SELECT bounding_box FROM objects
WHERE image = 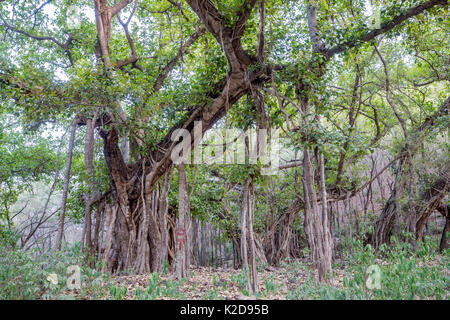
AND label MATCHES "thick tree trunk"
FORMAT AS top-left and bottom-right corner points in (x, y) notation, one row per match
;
(247, 178), (258, 294)
(240, 176), (258, 294)
(92, 200), (104, 259)
(270, 198), (303, 266)
(373, 157), (406, 249)
(240, 178), (249, 281)
(97, 127), (177, 274)
(303, 148), (332, 281)
(415, 176), (449, 241)
(373, 192), (397, 249)
(375, 195), (395, 247)
(81, 116), (102, 261)
(102, 203), (117, 272)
